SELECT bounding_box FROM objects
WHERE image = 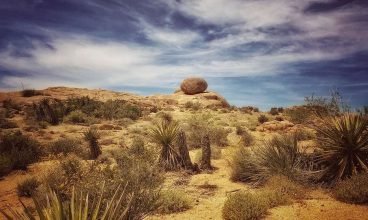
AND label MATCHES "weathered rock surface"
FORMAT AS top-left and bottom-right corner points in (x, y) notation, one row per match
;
(180, 77), (208, 95)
